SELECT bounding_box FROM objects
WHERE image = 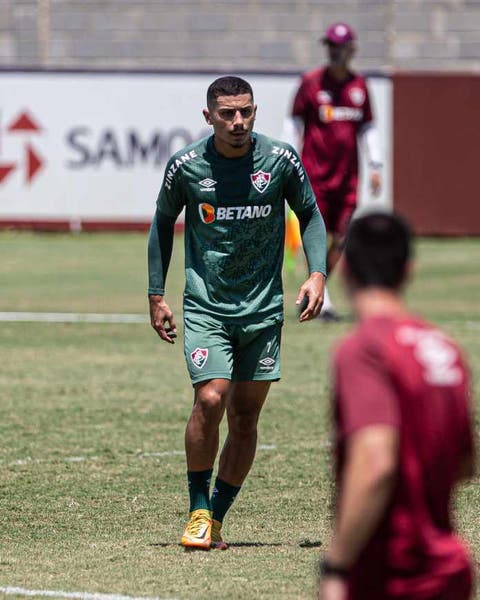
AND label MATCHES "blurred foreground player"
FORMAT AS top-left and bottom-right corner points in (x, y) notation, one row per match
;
(318, 212), (475, 599)
(148, 76), (326, 550)
(286, 23), (382, 320)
